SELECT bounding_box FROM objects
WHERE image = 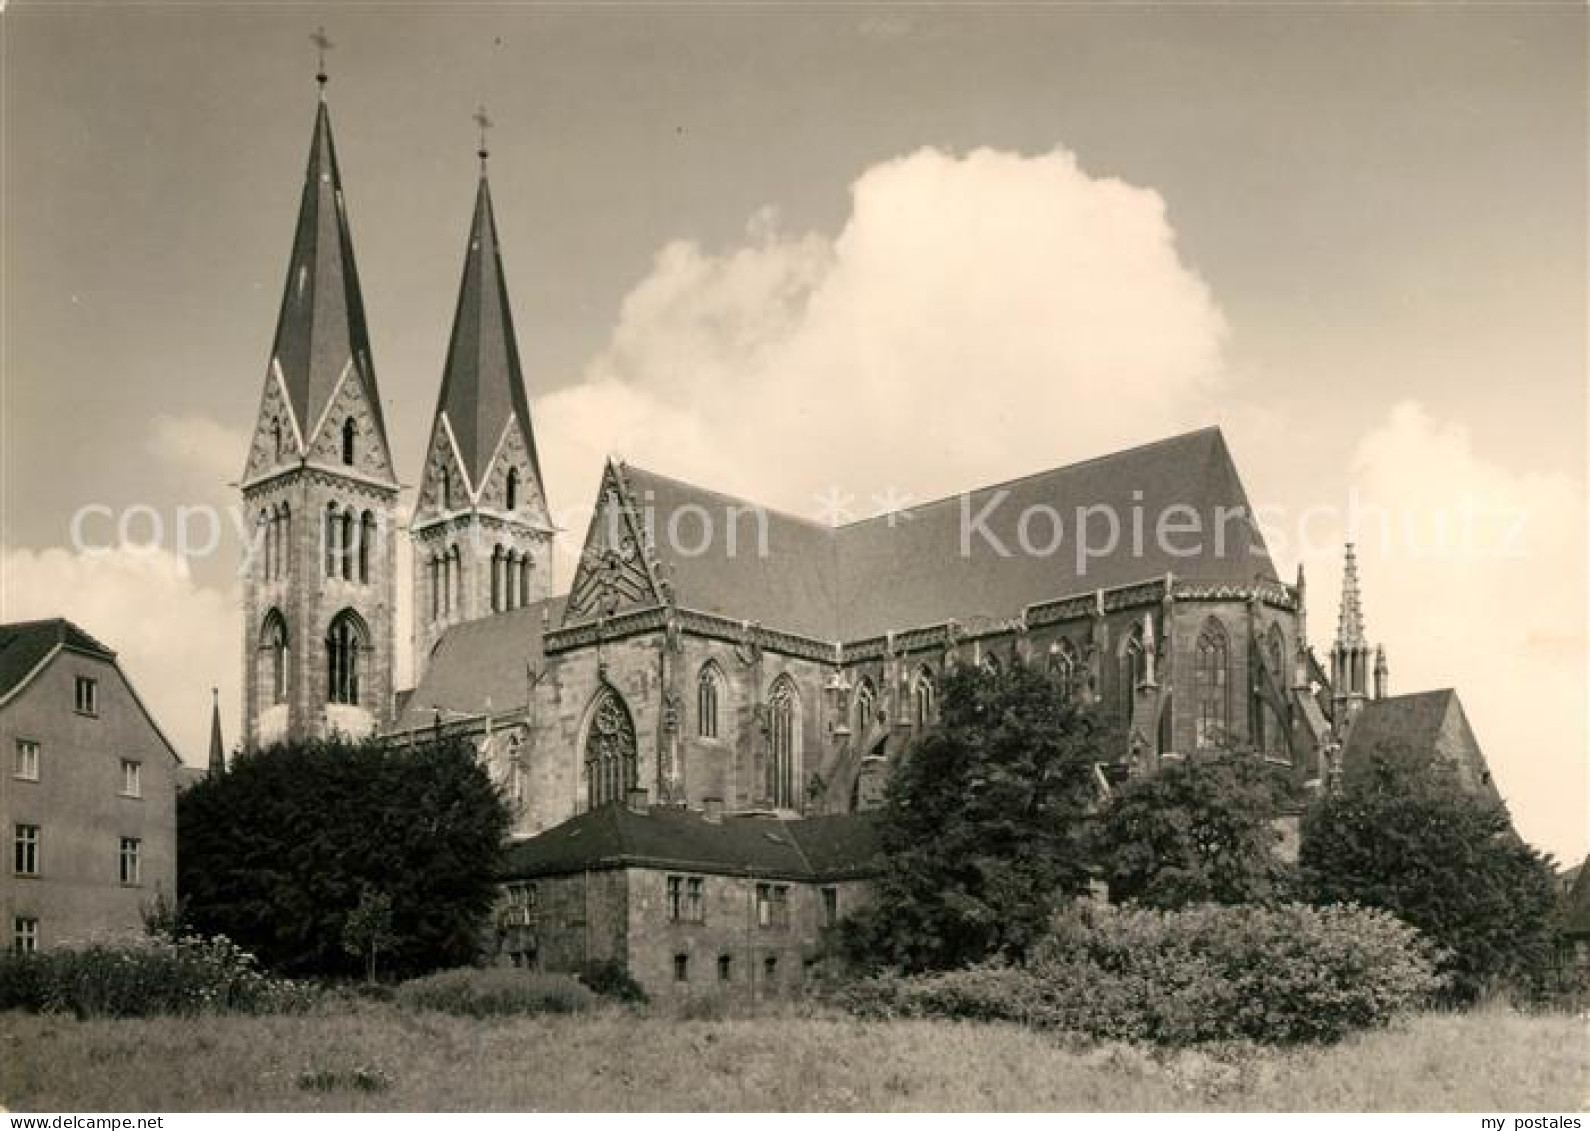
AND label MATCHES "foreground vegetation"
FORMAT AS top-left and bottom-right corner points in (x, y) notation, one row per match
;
(1, 1005), (1583, 1111)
